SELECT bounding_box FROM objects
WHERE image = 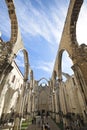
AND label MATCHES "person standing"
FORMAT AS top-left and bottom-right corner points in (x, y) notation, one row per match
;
(45, 122), (50, 130)
(42, 123), (45, 130)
